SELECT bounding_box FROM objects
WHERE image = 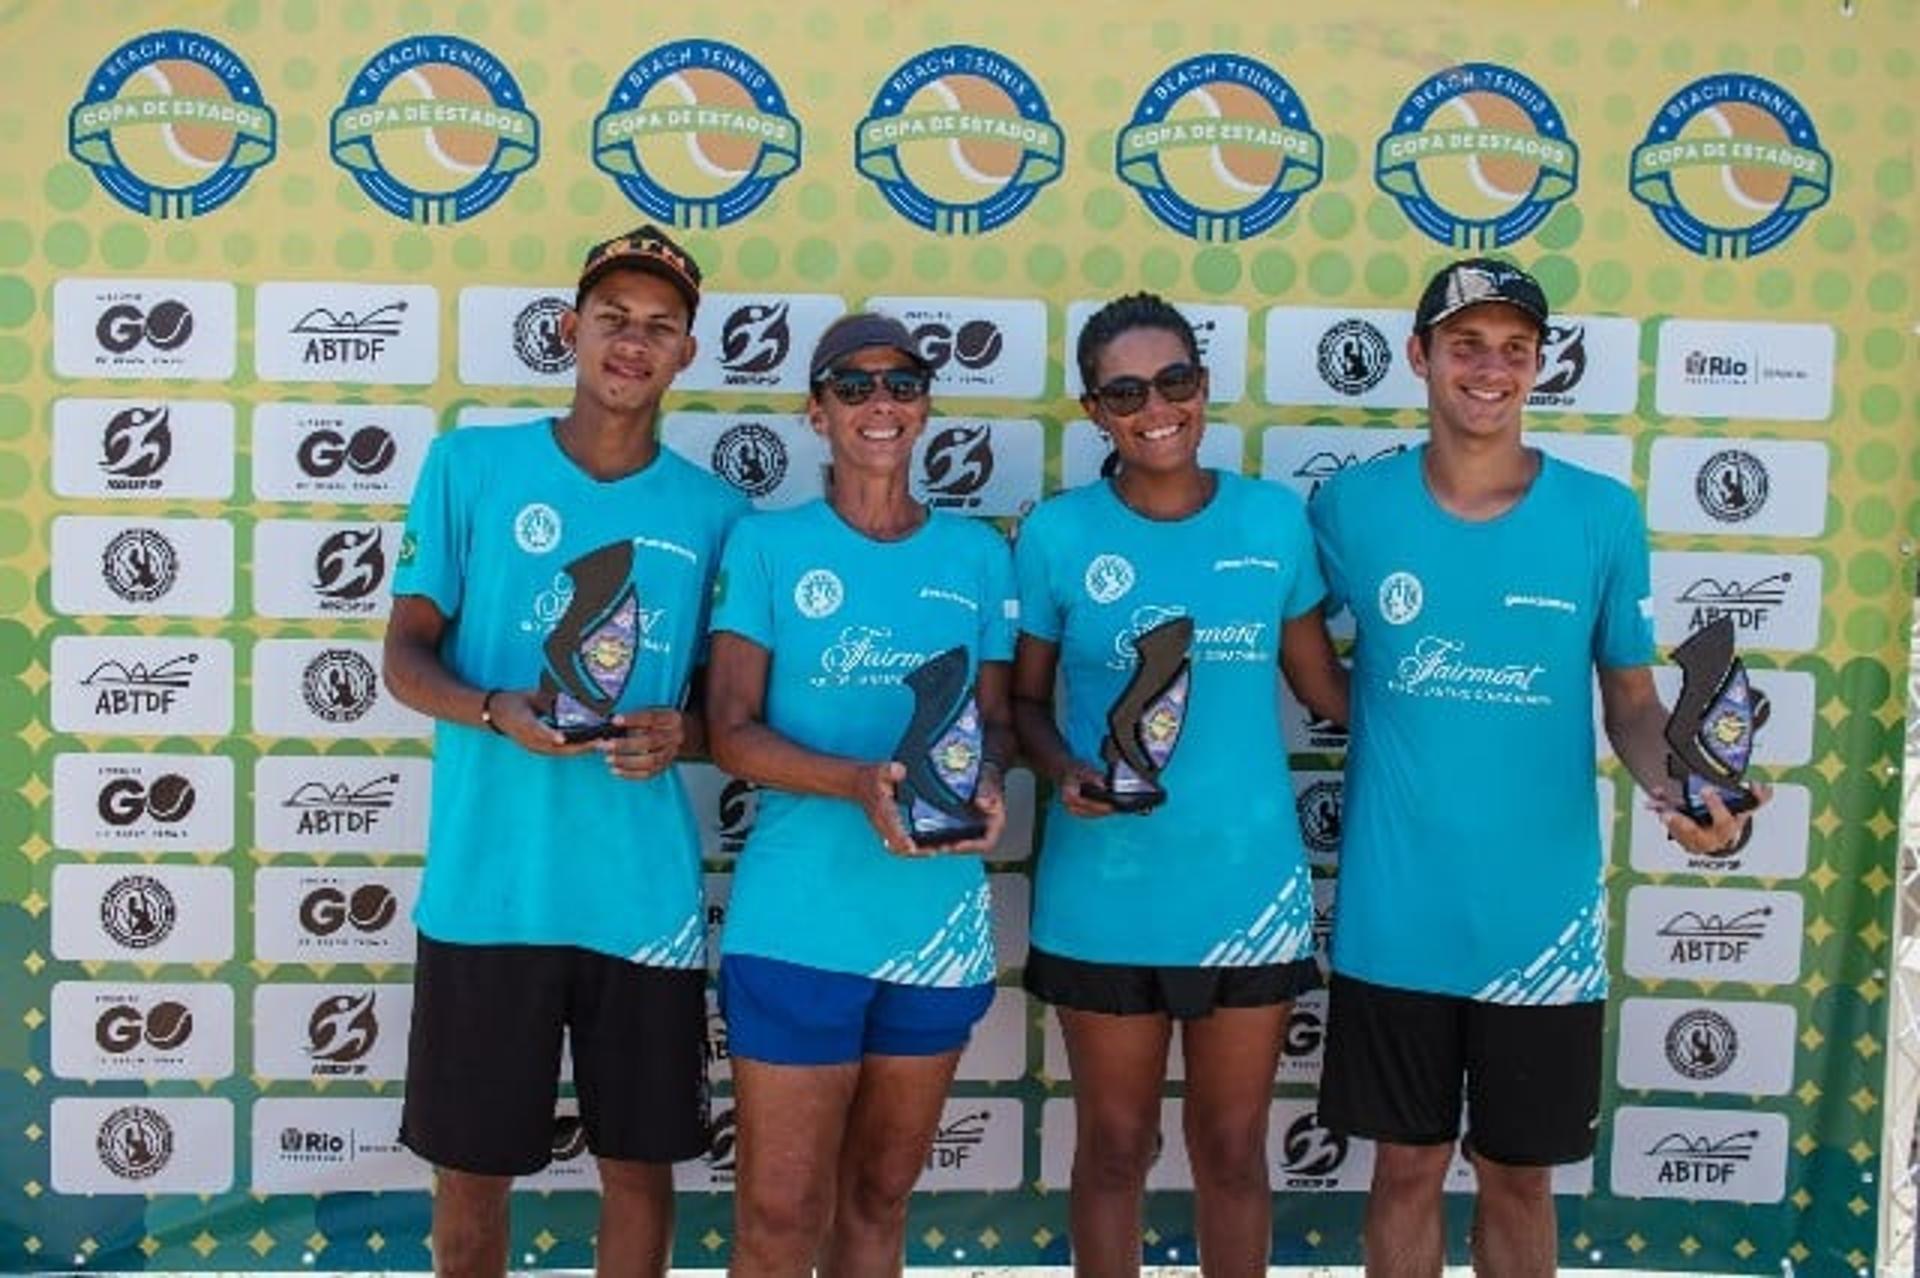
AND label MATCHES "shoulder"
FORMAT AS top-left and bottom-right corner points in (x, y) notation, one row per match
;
(657, 448), (752, 515)
(929, 510), (1010, 558)
(1016, 482), (1102, 544)
(1542, 455), (1643, 530)
(1218, 470), (1305, 521)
